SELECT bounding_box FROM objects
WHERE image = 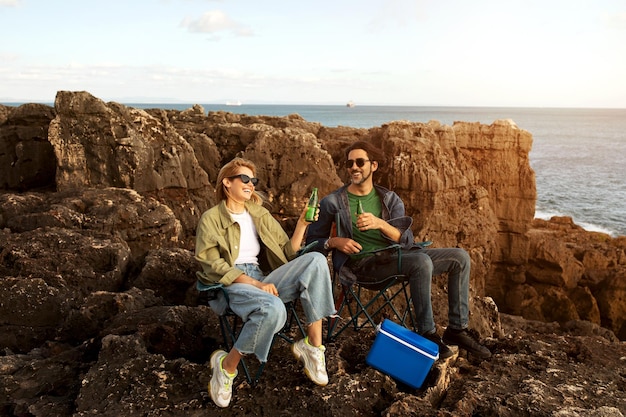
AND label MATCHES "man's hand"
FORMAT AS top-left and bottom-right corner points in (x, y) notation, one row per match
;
(355, 212), (383, 231)
(356, 212), (402, 242)
(330, 237), (363, 255)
